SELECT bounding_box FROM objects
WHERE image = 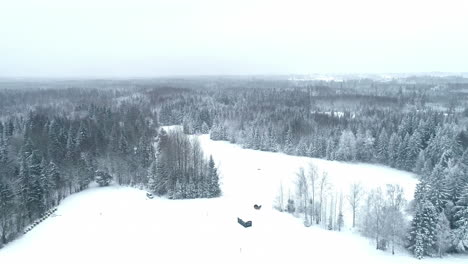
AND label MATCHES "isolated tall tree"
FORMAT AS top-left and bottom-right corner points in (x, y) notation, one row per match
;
(317, 172), (329, 225)
(308, 163), (318, 223)
(296, 167), (308, 224)
(347, 182), (364, 228)
(384, 184), (406, 255)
